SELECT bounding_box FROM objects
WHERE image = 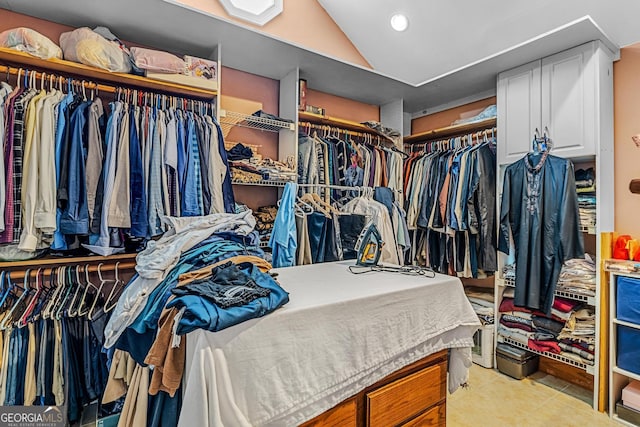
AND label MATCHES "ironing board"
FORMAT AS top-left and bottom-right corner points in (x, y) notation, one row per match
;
(179, 260), (480, 427)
